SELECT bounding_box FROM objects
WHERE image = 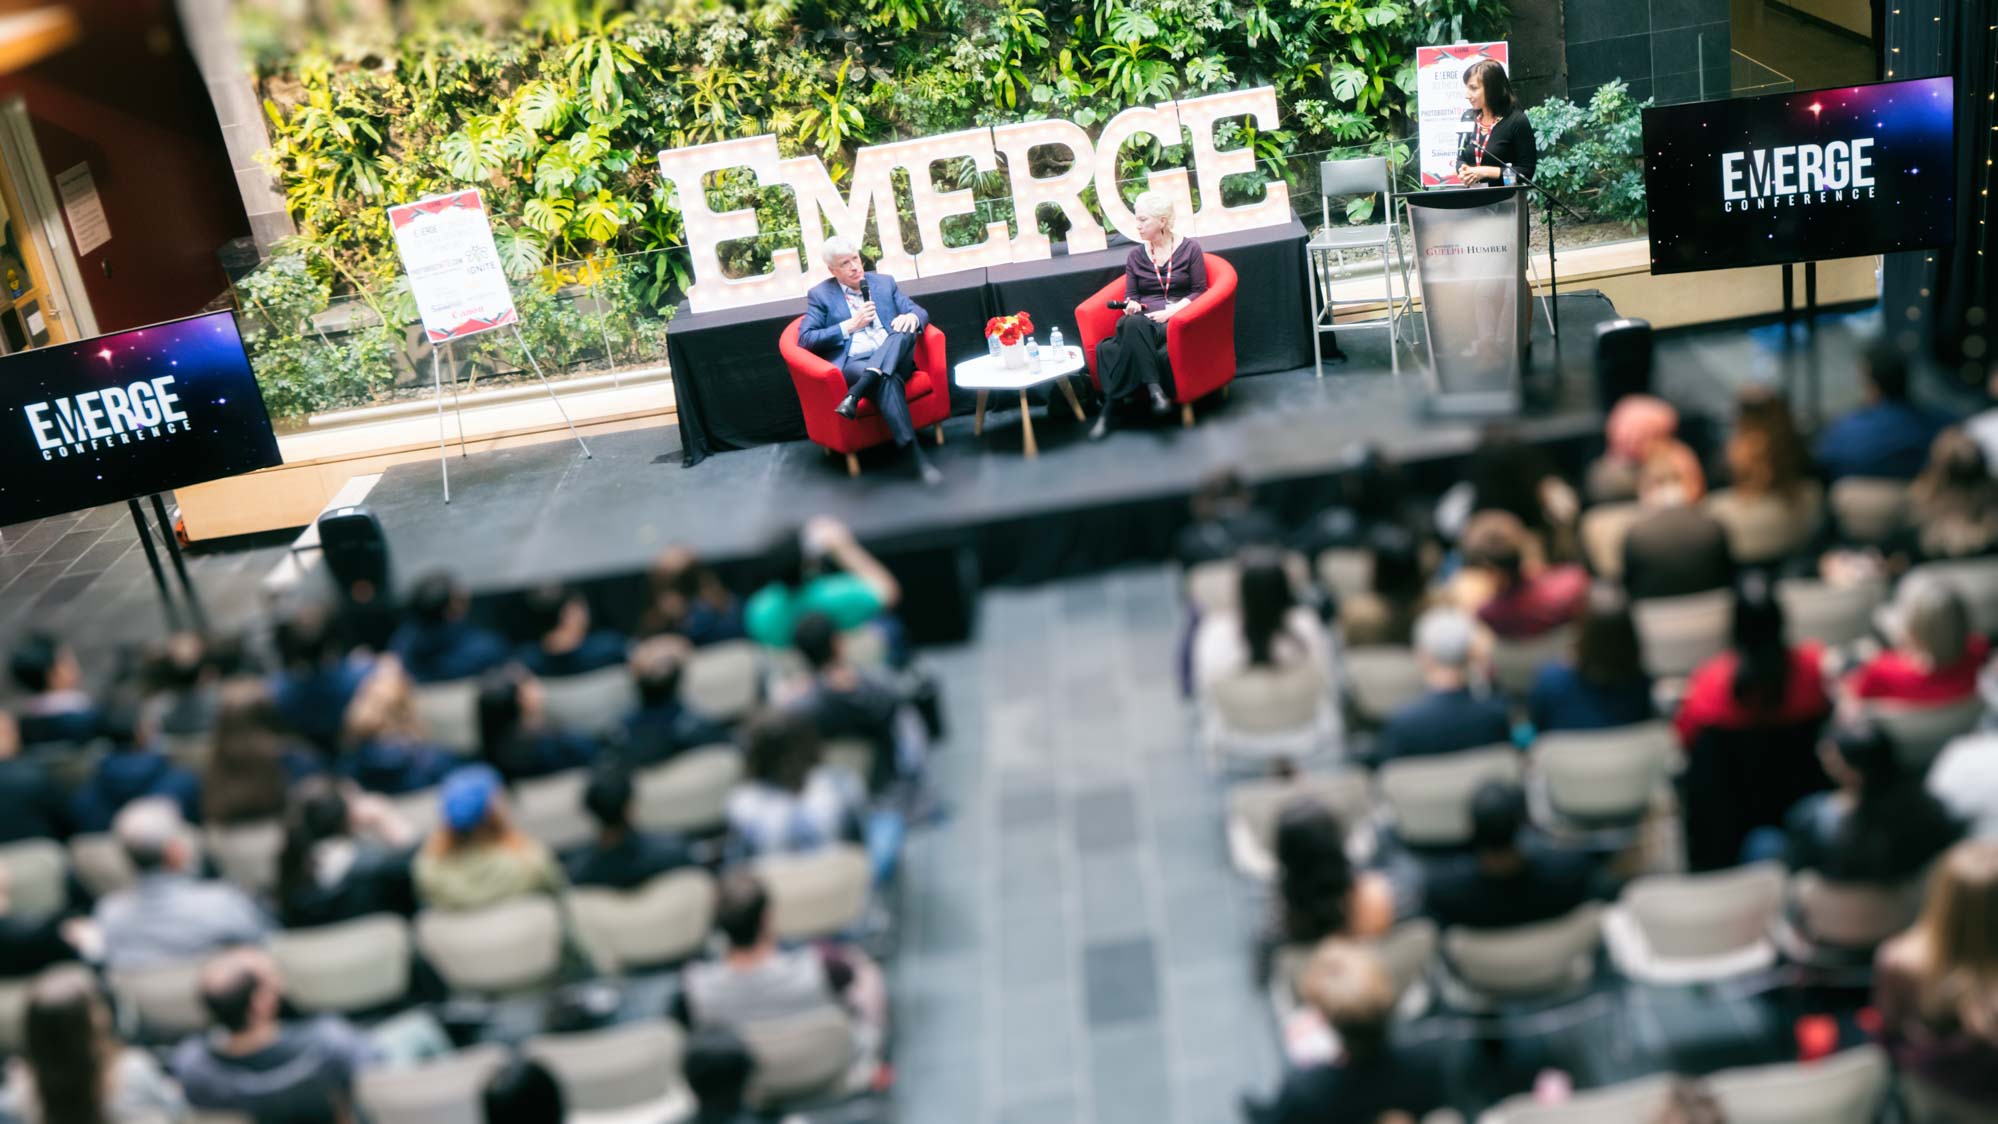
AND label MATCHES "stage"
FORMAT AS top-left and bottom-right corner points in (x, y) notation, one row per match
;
(364, 293), (1625, 638)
